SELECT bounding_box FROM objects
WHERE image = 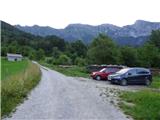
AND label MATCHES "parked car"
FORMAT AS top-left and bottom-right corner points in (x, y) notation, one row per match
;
(108, 67), (152, 86)
(87, 64), (126, 73)
(90, 67), (122, 80)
